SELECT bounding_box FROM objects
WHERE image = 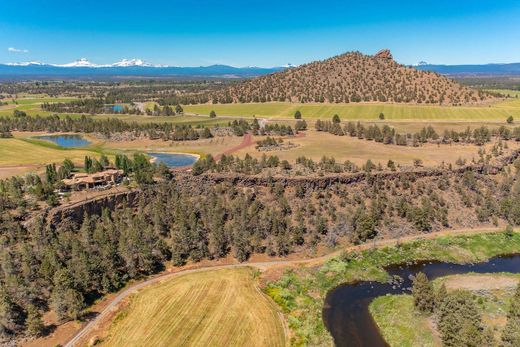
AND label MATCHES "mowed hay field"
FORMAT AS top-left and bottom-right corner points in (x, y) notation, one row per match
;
(101, 268), (286, 347)
(184, 99), (520, 121)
